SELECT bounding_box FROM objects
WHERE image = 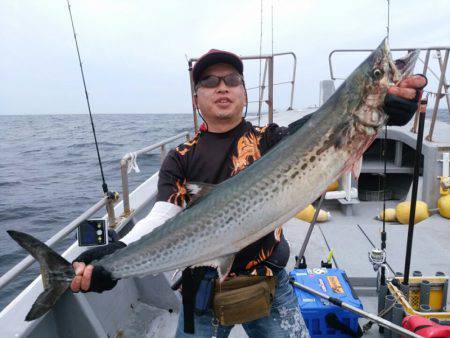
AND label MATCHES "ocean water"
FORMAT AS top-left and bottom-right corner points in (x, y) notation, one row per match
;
(0, 109), (448, 311)
(0, 113), (192, 310)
